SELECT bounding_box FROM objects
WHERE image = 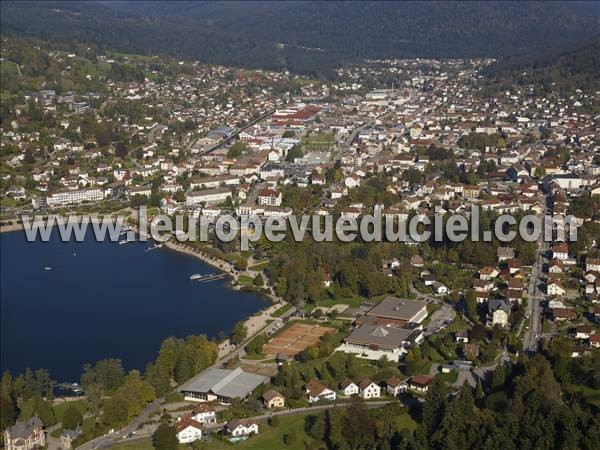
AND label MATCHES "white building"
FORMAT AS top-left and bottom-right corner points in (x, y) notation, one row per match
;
(175, 418), (203, 444)
(47, 188), (107, 207)
(186, 188), (232, 206)
(339, 380), (359, 396)
(257, 188), (282, 206)
(226, 419), (259, 437)
(190, 404), (217, 424)
(305, 380), (336, 403)
(359, 379), (381, 399)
